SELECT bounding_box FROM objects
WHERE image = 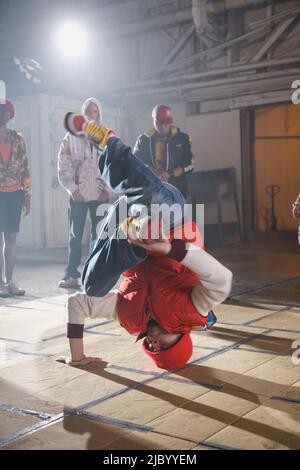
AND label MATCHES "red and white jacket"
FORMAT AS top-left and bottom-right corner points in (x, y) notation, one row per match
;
(117, 222), (232, 336)
(66, 222), (232, 338)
